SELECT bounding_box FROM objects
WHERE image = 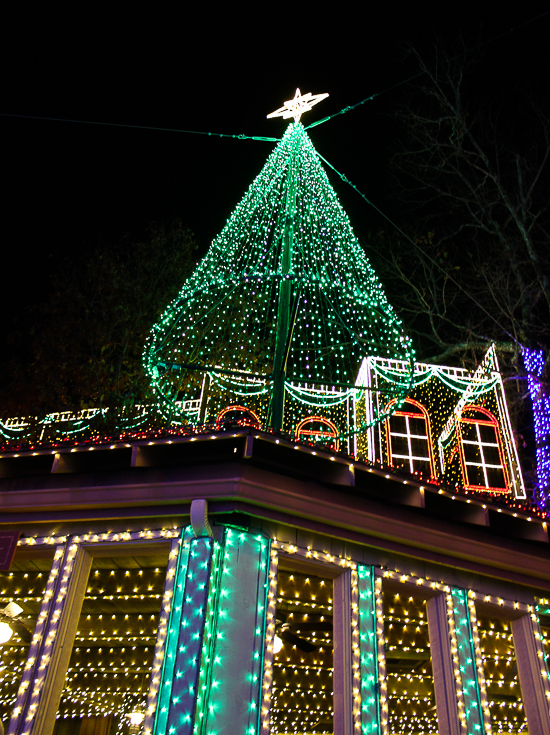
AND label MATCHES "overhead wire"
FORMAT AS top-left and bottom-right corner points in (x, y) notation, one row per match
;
(2, 12), (547, 142)
(3, 10), (547, 348)
(306, 10), (550, 344)
(0, 112), (279, 142)
(315, 150), (516, 342)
